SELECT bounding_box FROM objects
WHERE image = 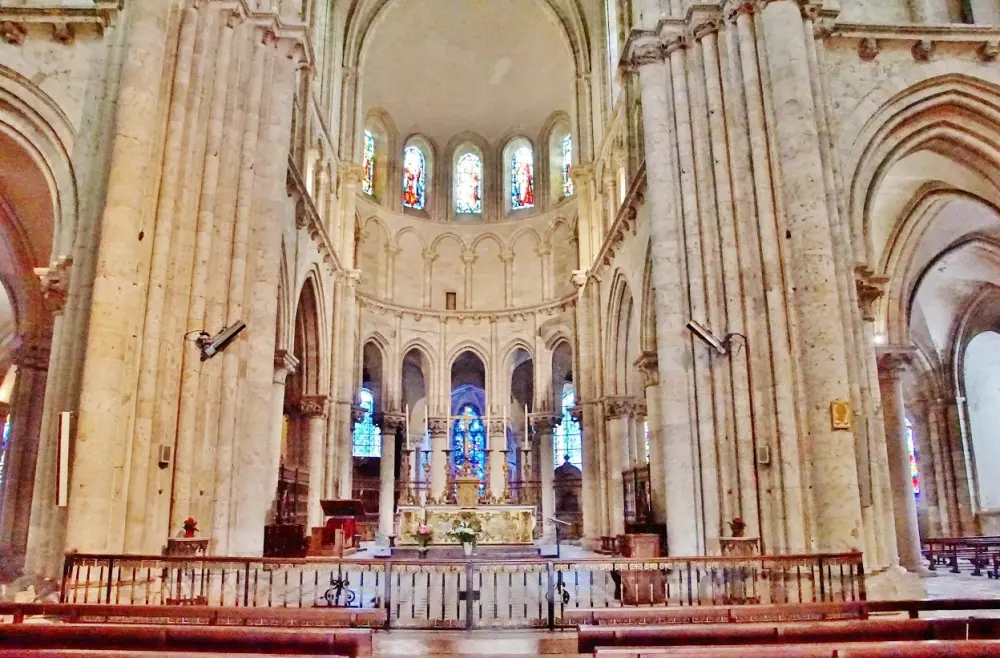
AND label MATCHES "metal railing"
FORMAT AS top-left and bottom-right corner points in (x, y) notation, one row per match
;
(61, 551), (864, 630)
